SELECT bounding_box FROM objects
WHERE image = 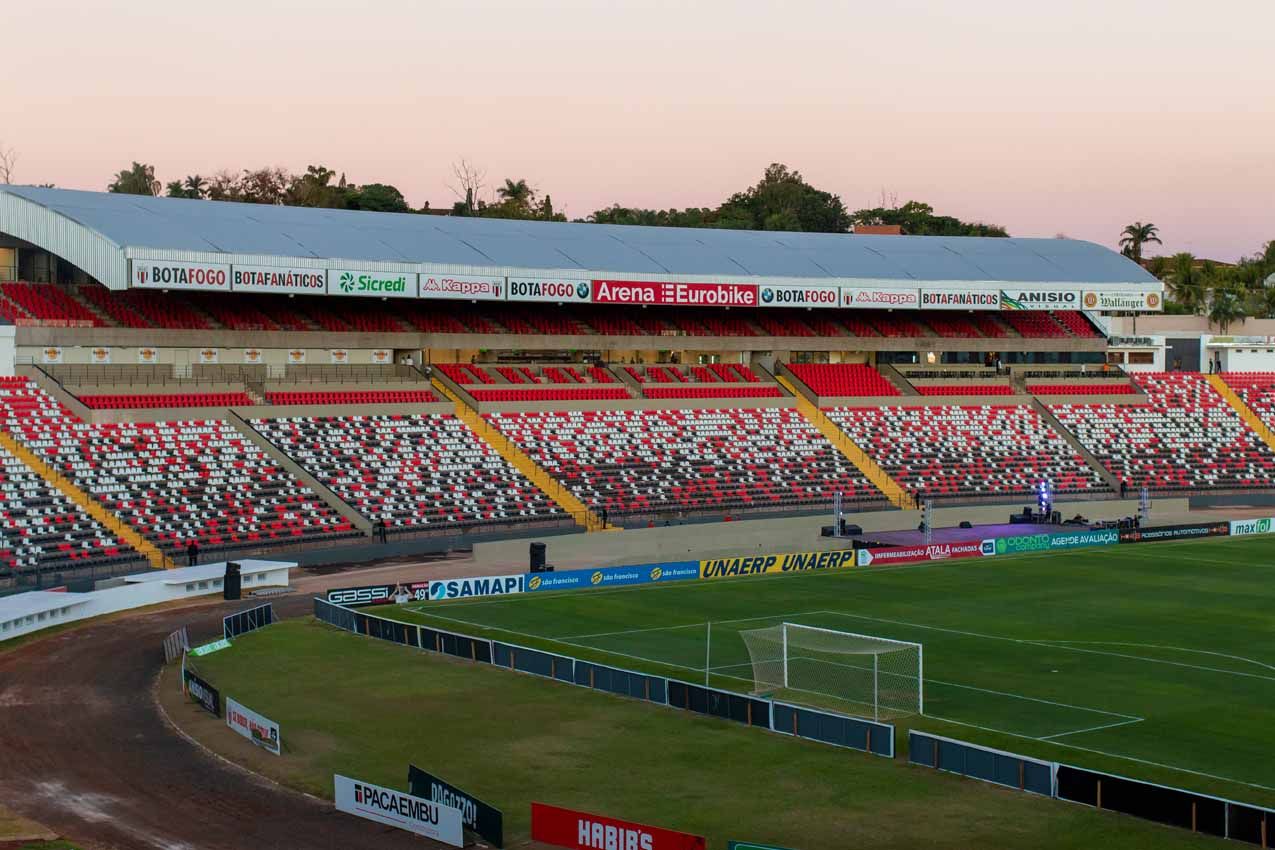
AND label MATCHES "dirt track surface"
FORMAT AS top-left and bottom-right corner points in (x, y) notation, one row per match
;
(0, 588), (442, 850)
